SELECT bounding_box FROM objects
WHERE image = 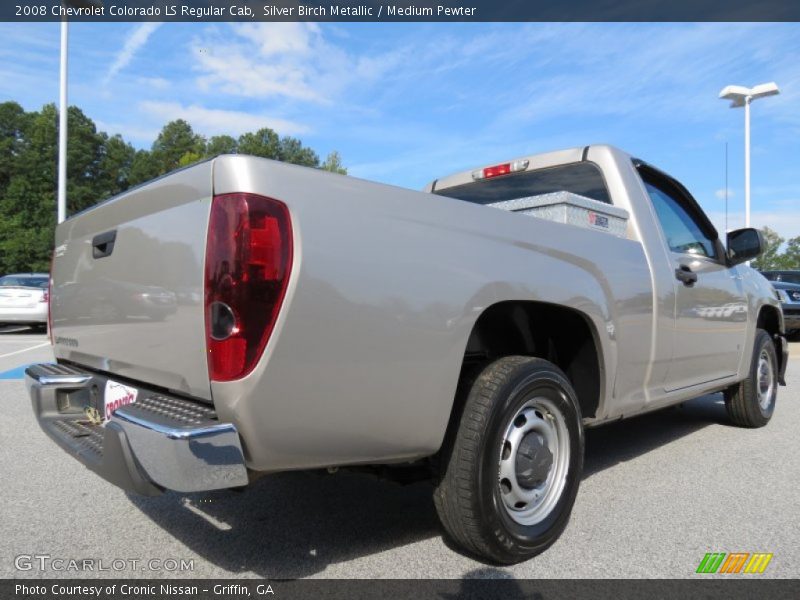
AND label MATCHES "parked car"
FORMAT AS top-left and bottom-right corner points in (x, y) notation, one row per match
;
(27, 145), (787, 564)
(0, 273), (49, 328)
(770, 280), (800, 338)
(761, 270), (800, 285)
